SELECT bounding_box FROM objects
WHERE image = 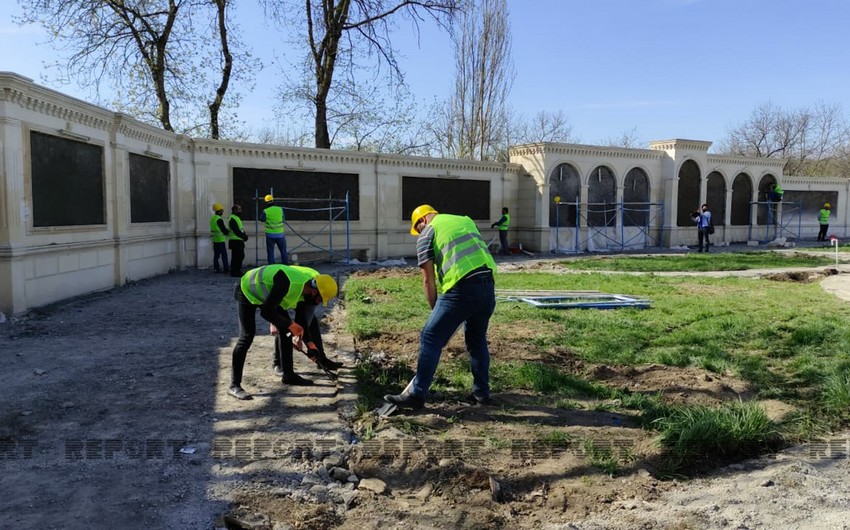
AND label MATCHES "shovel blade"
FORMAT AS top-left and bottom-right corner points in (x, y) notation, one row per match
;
(375, 402), (398, 418)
